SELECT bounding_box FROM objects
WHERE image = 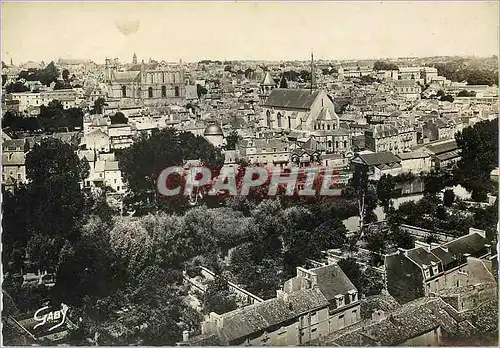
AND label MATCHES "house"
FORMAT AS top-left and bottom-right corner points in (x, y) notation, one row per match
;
(364, 123), (417, 154)
(312, 128), (353, 156)
(2, 139), (29, 191)
(385, 229), (492, 304)
(417, 139), (461, 170)
(397, 151), (432, 174)
(237, 136), (291, 168)
(261, 89), (339, 132)
(351, 151), (402, 180)
(80, 129), (110, 153)
(322, 293), (497, 347)
(394, 80), (420, 101)
(184, 263), (360, 346)
(108, 124), (133, 150)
